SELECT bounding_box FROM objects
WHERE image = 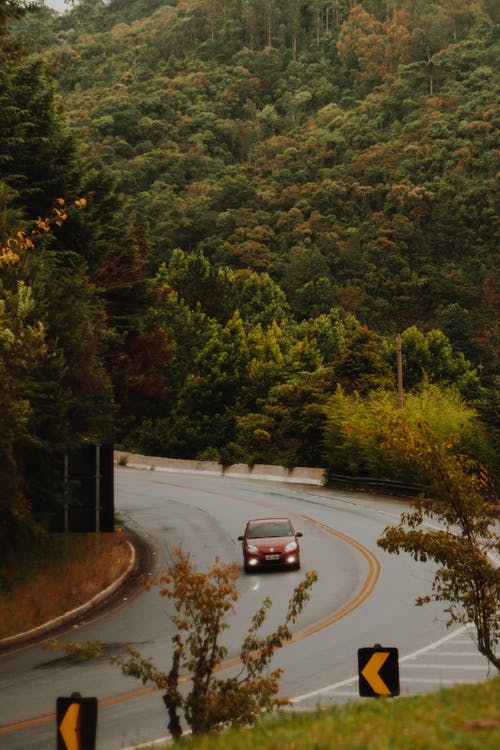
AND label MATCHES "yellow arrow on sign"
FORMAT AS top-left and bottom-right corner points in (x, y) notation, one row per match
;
(59, 702), (80, 750)
(361, 651), (391, 695)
